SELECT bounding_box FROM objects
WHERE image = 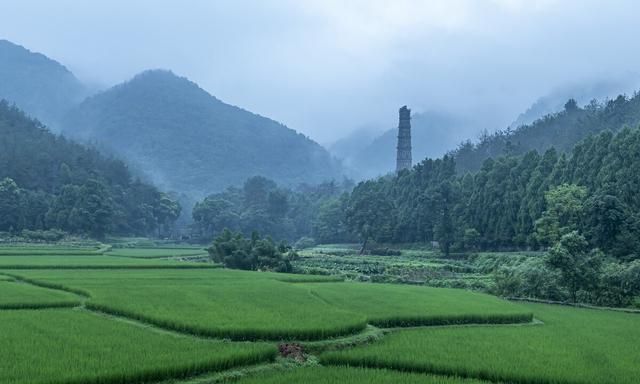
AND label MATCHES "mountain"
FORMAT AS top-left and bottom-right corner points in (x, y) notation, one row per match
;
(453, 93), (640, 173)
(0, 100), (179, 237)
(335, 111), (470, 179)
(61, 70), (343, 198)
(0, 40), (88, 129)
